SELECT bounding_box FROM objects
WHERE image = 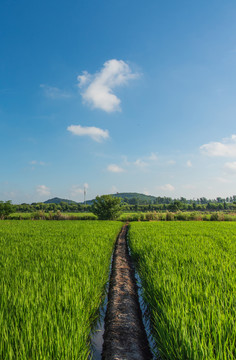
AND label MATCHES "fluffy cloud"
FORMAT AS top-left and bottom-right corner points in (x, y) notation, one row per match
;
(36, 185), (50, 196)
(186, 160), (192, 167)
(40, 84), (71, 99)
(200, 135), (236, 157)
(67, 125), (109, 142)
(107, 164), (125, 173)
(224, 161), (236, 172)
(159, 184), (175, 192)
(77, 59), (139, 112)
